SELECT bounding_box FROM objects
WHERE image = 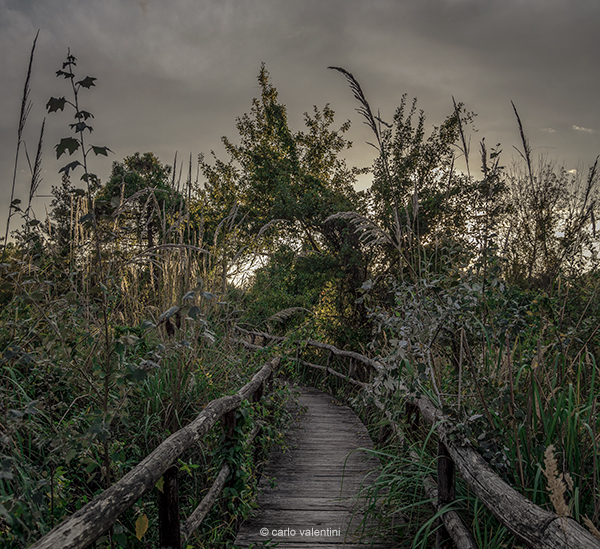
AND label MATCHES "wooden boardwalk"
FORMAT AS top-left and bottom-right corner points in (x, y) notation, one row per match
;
(235, 386), (389, 548)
